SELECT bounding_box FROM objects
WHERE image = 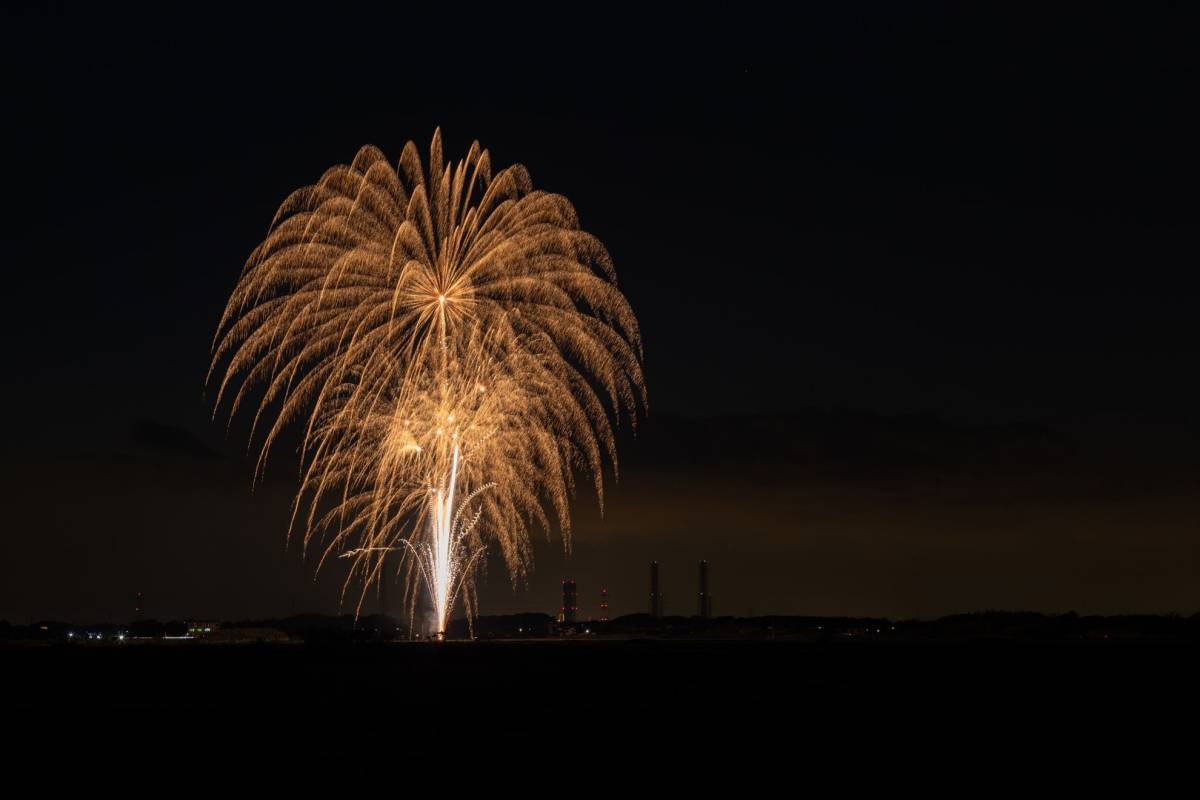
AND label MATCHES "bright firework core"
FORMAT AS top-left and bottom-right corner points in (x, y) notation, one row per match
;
(210, 130), (645, 636)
